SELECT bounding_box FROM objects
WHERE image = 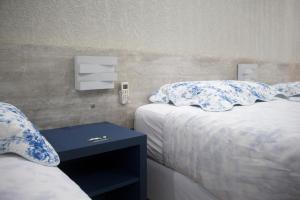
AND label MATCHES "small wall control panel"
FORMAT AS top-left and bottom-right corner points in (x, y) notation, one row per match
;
(119, 82), (129, 104)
